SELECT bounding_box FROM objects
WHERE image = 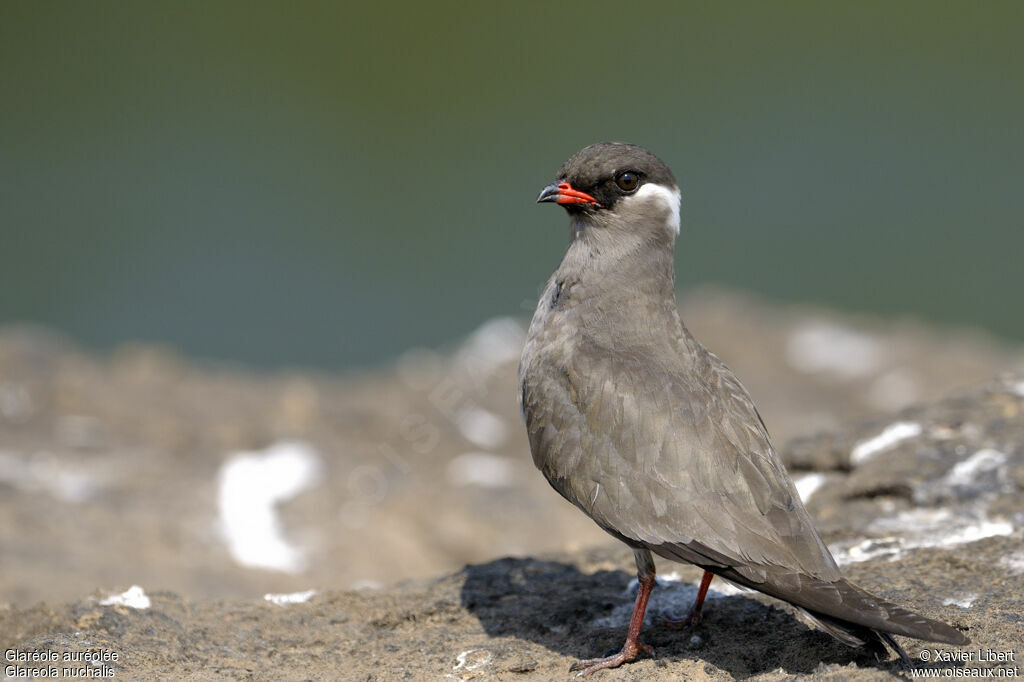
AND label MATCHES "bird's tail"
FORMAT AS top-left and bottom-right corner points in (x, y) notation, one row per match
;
(799, 575), (969, 646)
(711, 566), (969, 652)
(800, 609), (914, 666)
